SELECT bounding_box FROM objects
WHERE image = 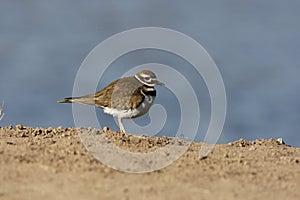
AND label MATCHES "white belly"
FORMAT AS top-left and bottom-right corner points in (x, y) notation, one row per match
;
(103, 96), (155, 119)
